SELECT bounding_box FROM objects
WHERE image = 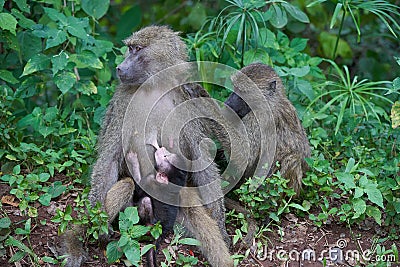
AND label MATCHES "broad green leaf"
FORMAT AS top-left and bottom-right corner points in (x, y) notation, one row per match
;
(20, 54), (50, 77)
(14, 0), (30, 13)
(130, 225), (150, 239)
(43, 106), (58, 122)
(296, 79), (315, 101)
(51, 51), (69, 75)
(335, 172), (356, 189)
(0, 217), (11, 229)
(76, 80), (97, 95)
(116, 5), (141, 40)
(9, 250), (26, 263)
(354, 187), (364, 198)
(0, 12), (18, 35)
(141, 244), (155, 256)
(45, 29), (67, 49)
(39, 126), (55, 138)
(269, 4), (287, 28)
(0, 70), (18, 84)
(366, 206), (381, 225)
(282, 2), (309, 23)
(66, 16), (89, 40)
(81, 0), (110, 19)
(352, 198), (366, 219)
(365, 184), (384, 208)
(69, 50), (103, 69)
(178, 238), (201, 246)
(55, 71), (77, 94)
(11, 9), (35, 28)
(48, 181), (66, 198)
(43, 7), (67, 24)
(290, 38), (308, 52)
(39, 173), (50, 182)
(124, 245), (141, 266)
(318, 31), (352, 59)
(13, 165), (21, 174)
(106, 241), (123, 263)
(39, 193), (52, 206)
